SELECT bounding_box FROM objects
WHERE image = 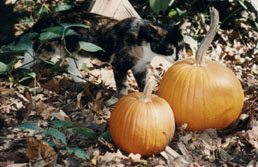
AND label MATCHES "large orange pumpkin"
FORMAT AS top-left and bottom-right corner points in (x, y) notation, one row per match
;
(109, 80), (175, 156)
(158, 7), (244, 131)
